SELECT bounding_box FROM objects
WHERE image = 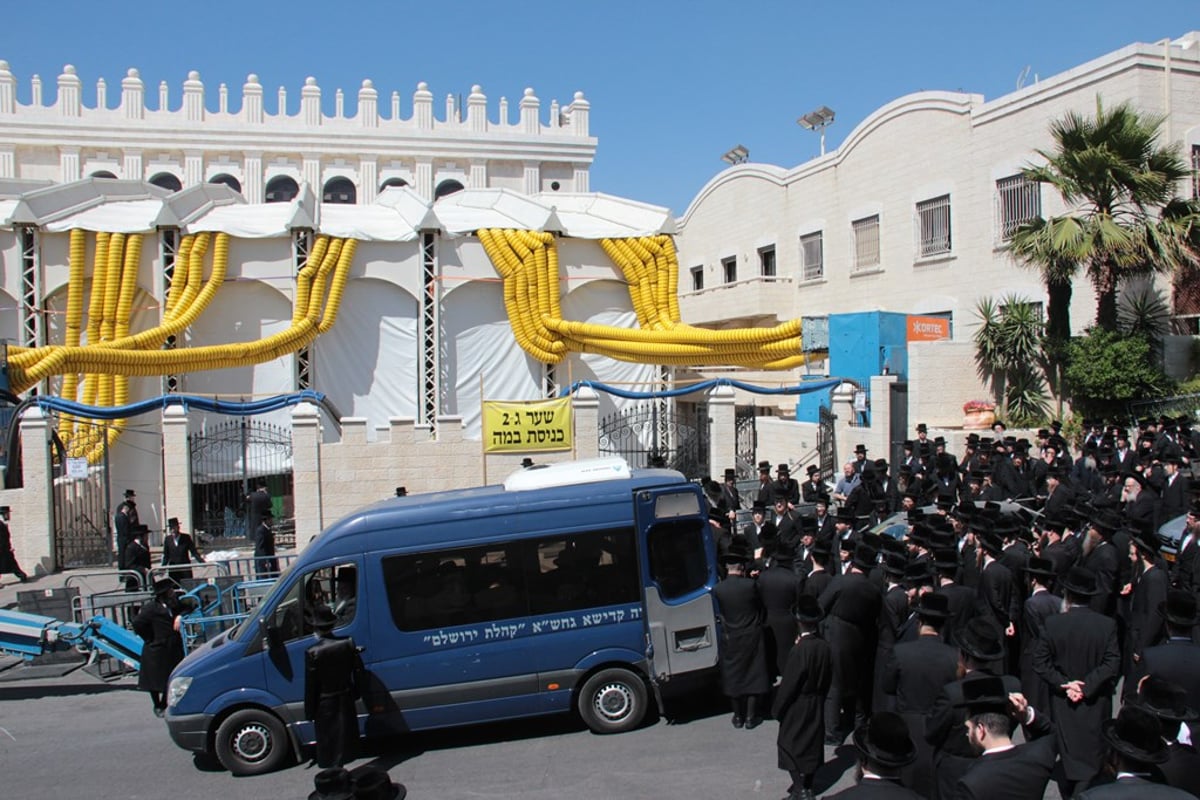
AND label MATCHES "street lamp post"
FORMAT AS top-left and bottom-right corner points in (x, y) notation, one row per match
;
(797, 106), (836, 156)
